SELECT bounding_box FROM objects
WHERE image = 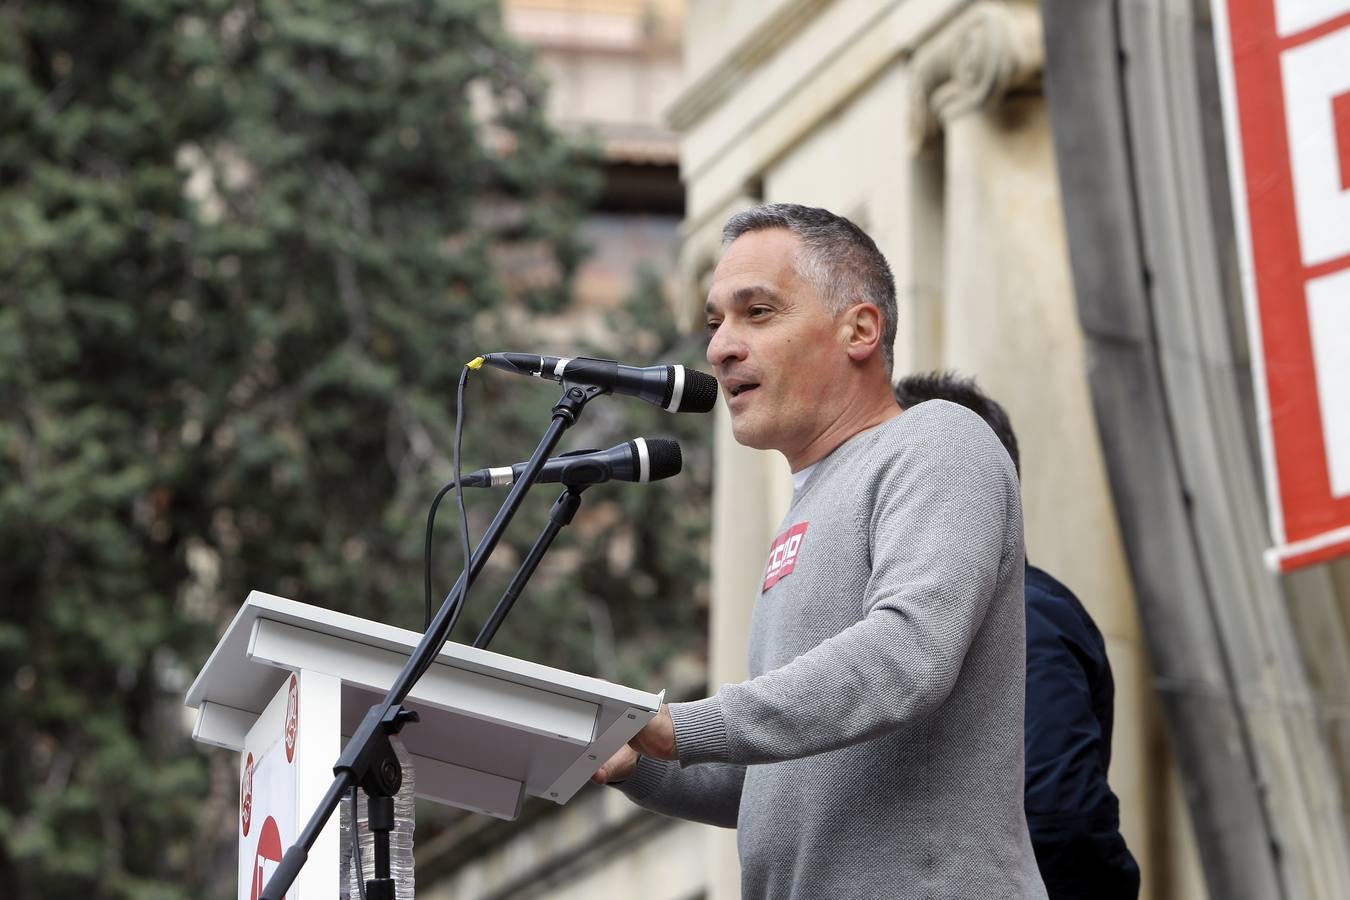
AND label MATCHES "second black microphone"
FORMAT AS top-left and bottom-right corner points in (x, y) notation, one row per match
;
(461, 438), (682, 488)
